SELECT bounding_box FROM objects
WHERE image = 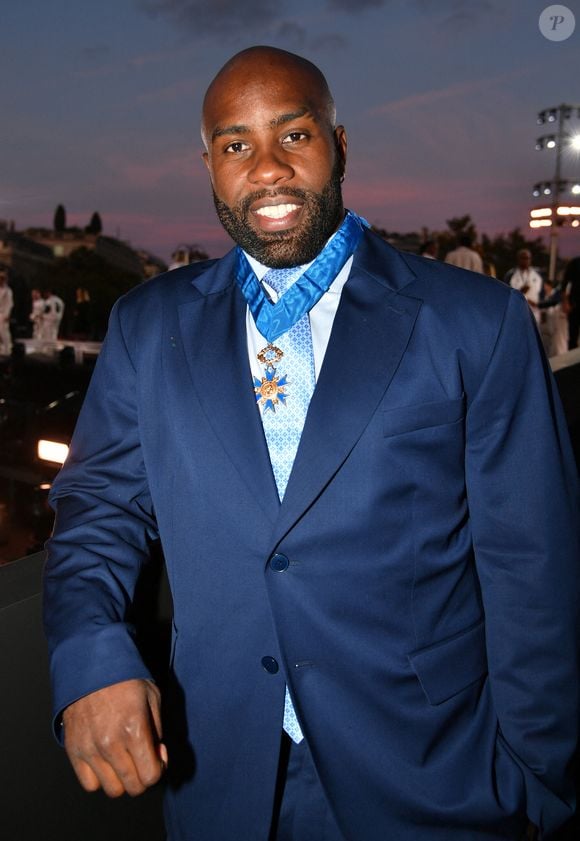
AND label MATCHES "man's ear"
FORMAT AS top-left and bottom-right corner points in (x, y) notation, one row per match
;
(202, 150), (210, 172)
(334, 125), (347, 181)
